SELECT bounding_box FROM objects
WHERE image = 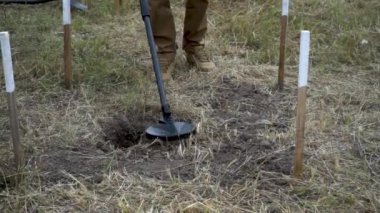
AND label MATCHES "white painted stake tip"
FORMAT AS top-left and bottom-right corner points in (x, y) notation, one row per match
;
(0, 31), (16, 93)
(282, 0), (289, 16)
(62, 0), (71, 25)
(0, 31), (9, 38)
(298, 31), (311, 88)
(301, 30), (310, 36)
